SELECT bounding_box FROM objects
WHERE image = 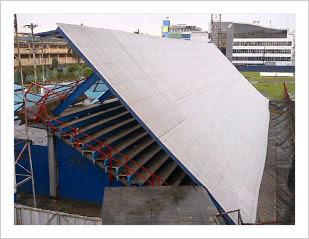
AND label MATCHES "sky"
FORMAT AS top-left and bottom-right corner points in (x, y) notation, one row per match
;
(17, 13), (295, 37)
